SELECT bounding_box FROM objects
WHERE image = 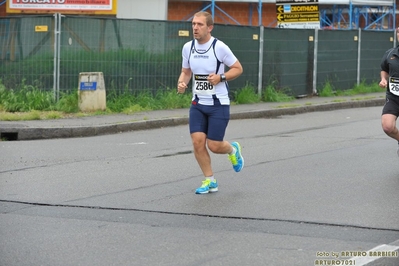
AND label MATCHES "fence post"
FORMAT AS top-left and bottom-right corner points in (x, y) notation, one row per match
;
(53, 13), (61, 102)
(312, 28), (318, 95)
(357, 28), (361, 86)
(53, 13), (58, 102)
(257, 25), (264, 98)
